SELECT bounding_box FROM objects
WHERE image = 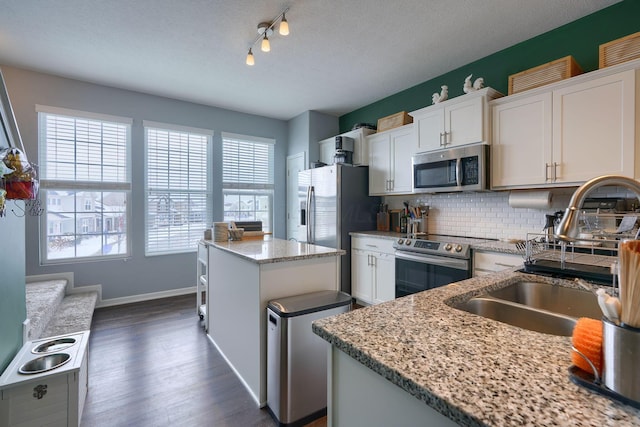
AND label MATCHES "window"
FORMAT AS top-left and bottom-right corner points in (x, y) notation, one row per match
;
(145, 121), (211, 255)
(222, 133), (274, 232)
(37, 105), (131, 263)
